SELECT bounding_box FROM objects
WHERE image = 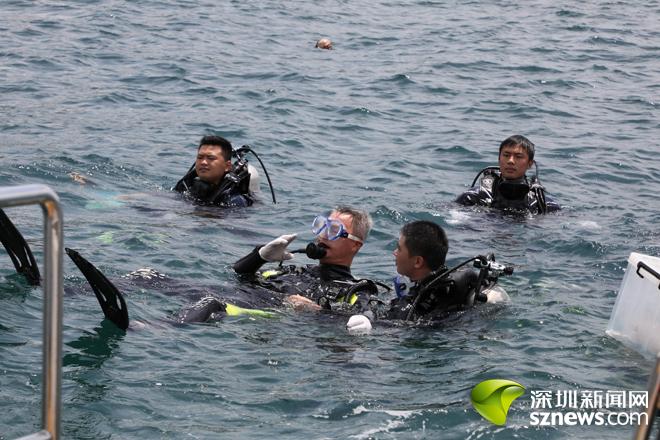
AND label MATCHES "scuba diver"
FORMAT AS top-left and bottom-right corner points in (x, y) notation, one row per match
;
(346, 221), (513, 334)
(232, 206), (386, 318)
(173, 135), (277, 207)
(64, 206), (382, 328)
(455, 135), (560, 214)
(62, 206), (379, 329)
